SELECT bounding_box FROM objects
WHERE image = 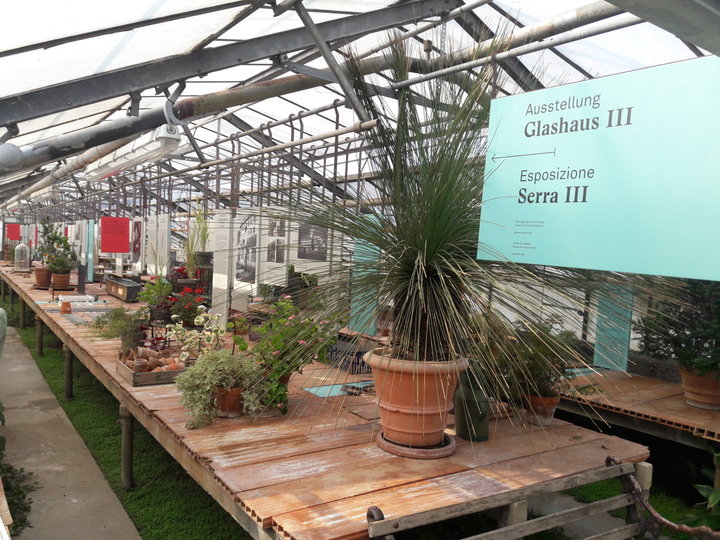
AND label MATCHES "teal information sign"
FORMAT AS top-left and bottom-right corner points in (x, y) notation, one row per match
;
(477, 56), (720, 280)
